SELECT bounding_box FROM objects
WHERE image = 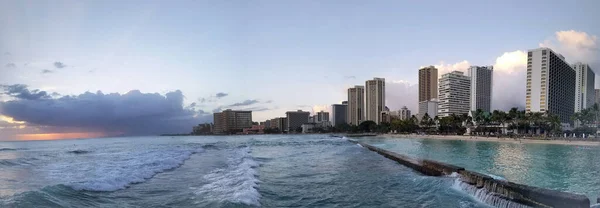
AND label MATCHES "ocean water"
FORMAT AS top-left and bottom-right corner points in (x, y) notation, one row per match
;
(358, 137), (600, 201)
(0, 135), (594, 207)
